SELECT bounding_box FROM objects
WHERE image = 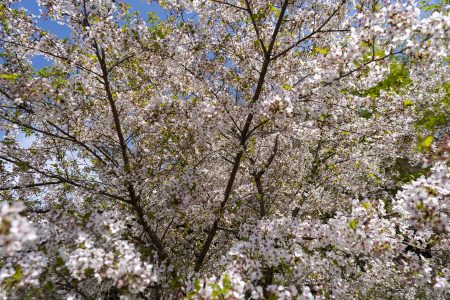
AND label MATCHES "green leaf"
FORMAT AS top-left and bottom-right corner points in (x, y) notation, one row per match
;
(358, 108), (373, 119)
(3, 265), (23, 288)
(1, 140), (15, 146)
(22, 127), (34, 137)
(415, 202), (425, 211)
(417, 111), (448, 131)
(12, 265), (22, 281)
(222, 274), (231, 293)
(421, 136), (433, 148)
(362, 202), (371, 210)
(84, 268), (95, 278)
(313, 46), (329, 55)
(55, 256), (65, 267)
(282, 84), (293, 91)
(86, 53), (97, 61)
(194, 277), (200, 291)
(0, 73), (19, 80)
(368, 172), (381, 183)
(269, 4), (280, 14)
(403, 99), (414, 107)
(45, 280), (54, 292)
(269, 4), (280, 17)
(417, 135), (433, 152)
(155, 28), (165, 39)
(351, 62), (412, 98)
(268, 293), (279, 300)
(348, 218), (358, 230)
(16, 161), (30, 171)
(318, 113), (329, 121)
